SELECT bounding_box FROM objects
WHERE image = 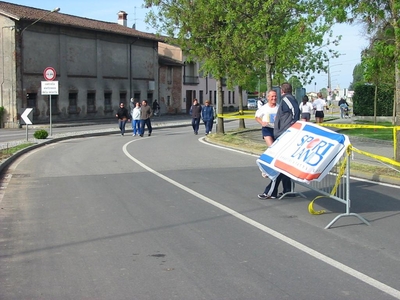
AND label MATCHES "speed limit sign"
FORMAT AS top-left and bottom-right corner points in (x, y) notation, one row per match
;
(43, 67), (56, 81)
